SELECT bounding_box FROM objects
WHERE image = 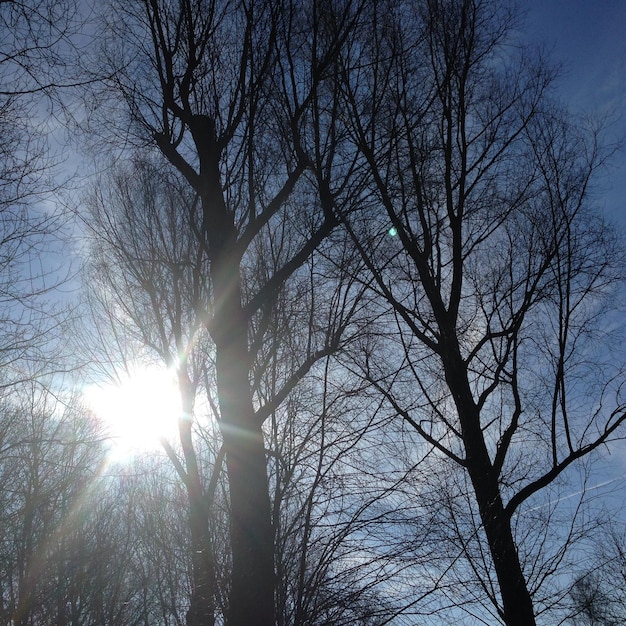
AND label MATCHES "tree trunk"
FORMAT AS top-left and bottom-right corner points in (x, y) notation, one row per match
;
(179, 382), (216, 626)
(181, 115), (275, 626)
(442, 344), (536, 626)
(209, 235), (274, 626)
(215, 309), (275, 626)
(185, 488), (216, 626)
(467, 454), (536, 626)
